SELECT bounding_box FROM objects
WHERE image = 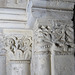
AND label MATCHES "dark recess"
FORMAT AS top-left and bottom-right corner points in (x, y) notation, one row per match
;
(72, 4), (75, 56)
